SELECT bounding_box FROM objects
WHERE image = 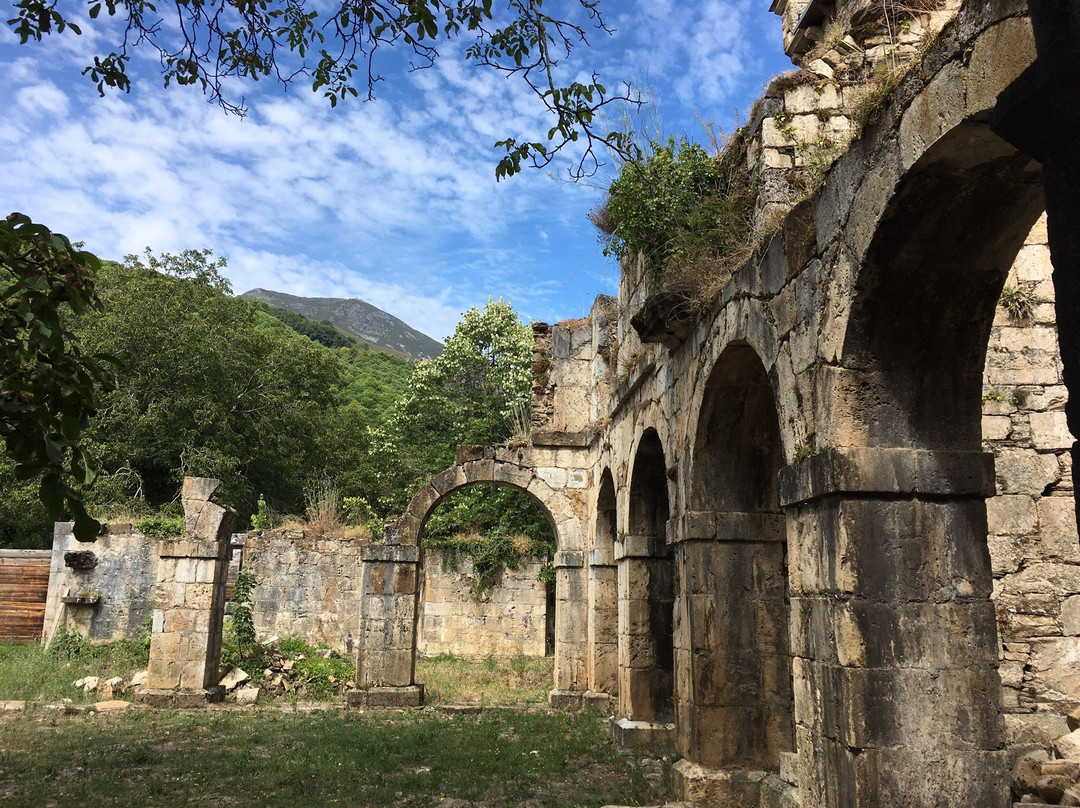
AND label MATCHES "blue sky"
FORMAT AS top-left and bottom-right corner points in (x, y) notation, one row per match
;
(0, 1), (793, 342)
